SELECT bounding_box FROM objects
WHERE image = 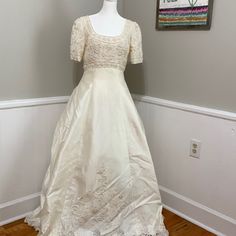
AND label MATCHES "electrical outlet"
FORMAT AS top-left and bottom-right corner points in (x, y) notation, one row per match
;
(190, 139), (201, 158)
